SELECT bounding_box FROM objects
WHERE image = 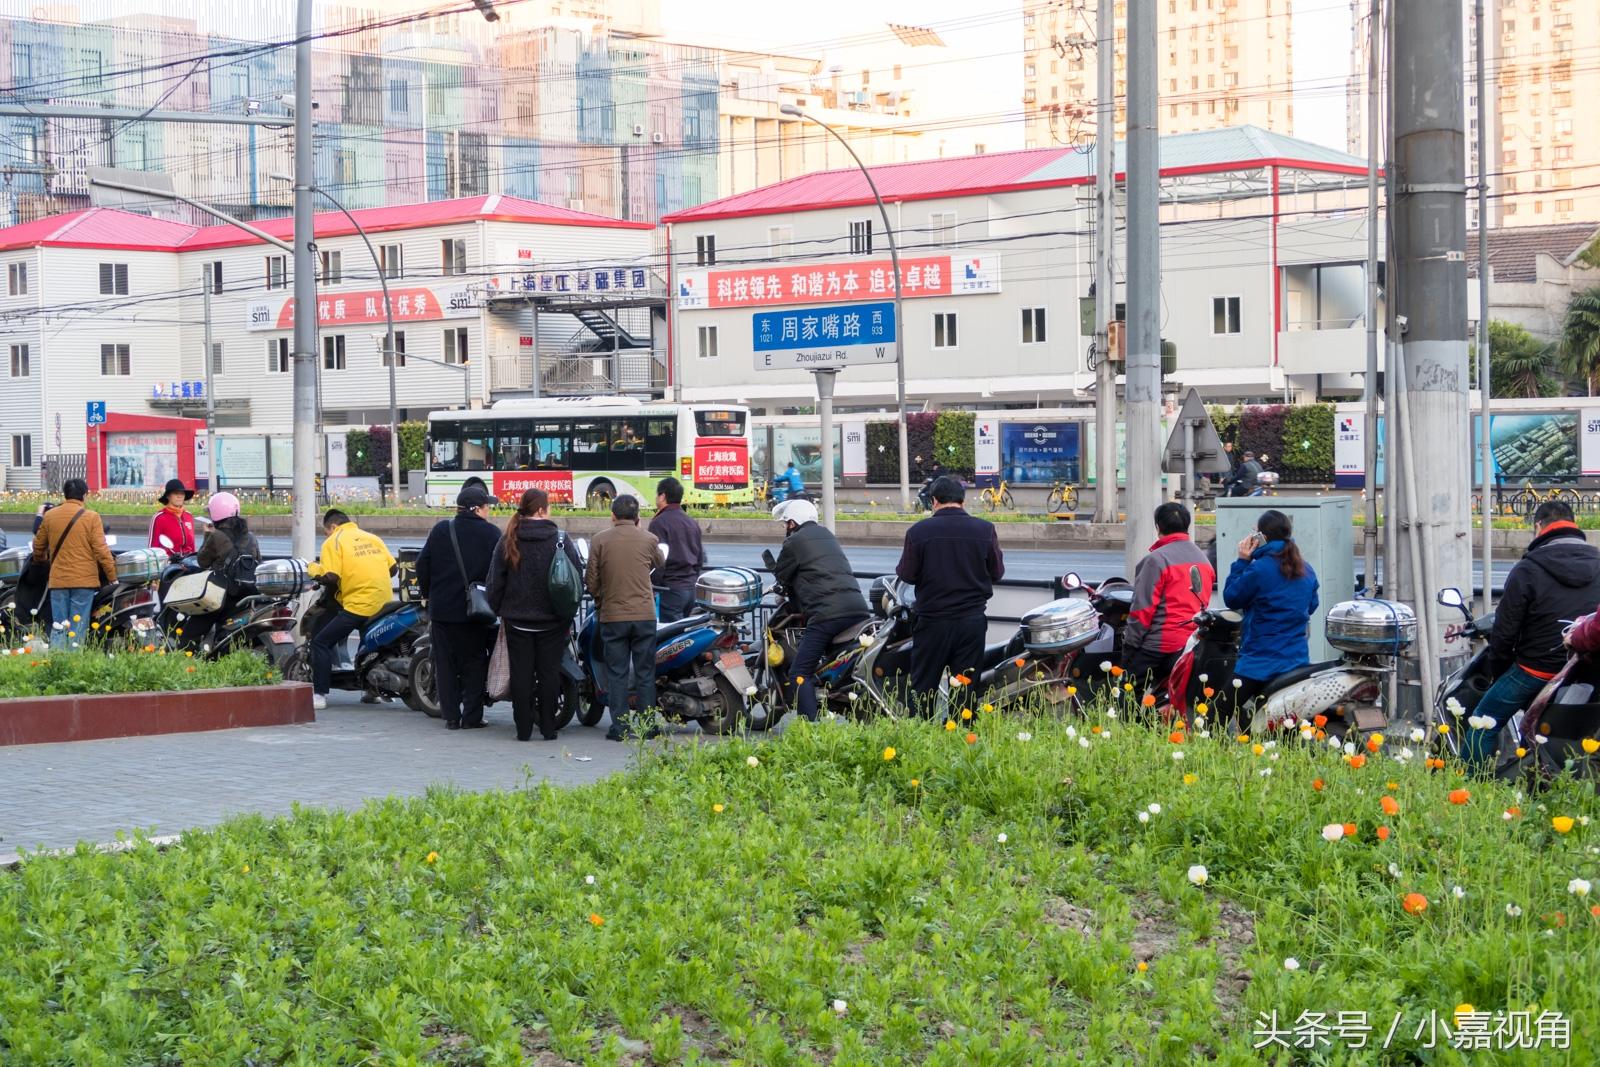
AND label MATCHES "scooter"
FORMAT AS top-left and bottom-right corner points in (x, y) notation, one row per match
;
(970, 588), (1103, 711)
(1058, 573), (1137, 702)
(1434, 586), (1496, 755)
(1508, 610), (1600, 783)
(282, 577), (428, 706)
(158, 555), (306, 665)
